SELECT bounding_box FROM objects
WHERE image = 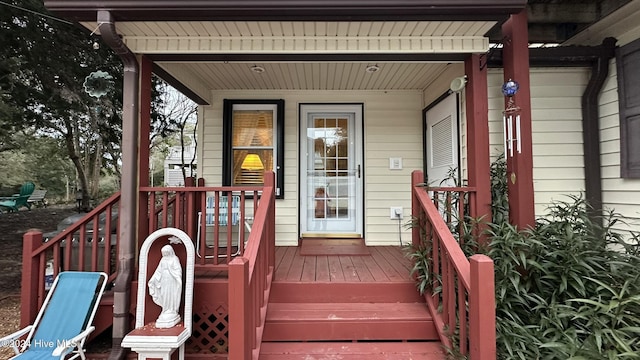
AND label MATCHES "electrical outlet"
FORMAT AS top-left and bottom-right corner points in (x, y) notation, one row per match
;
(390, 207), (403, 220)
